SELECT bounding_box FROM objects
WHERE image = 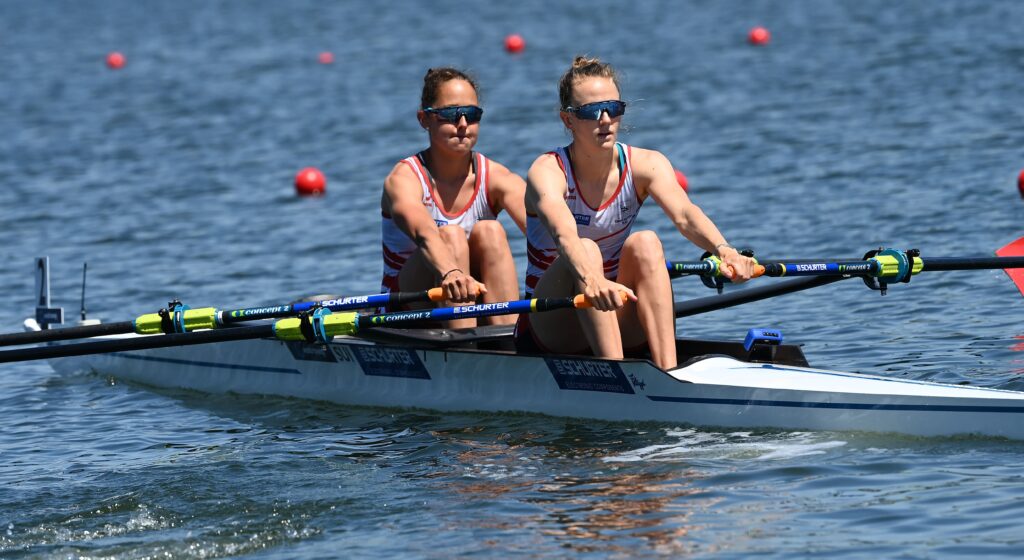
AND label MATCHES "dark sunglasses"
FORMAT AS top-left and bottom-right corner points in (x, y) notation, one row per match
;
(563, 100), (627, 120)
(424, 105), (484, 124)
